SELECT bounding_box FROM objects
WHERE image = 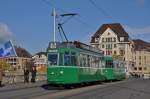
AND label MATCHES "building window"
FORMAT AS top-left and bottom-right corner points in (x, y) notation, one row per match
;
(113, 37), (116, 42)
(110, 44), (112, 49)
(134, 67), (137, 70)
(139, 62), (141, 65)
(106, 44), (108, 49)
(106, 38), (108, 42)
(120, 50), (124, 55)
(106, 51), (112, 55)
(114, 51), (116, 54)
(102, 38), (104, 42)
(139, 56), (141, 60)
(102, 44), (105, 48)
(114, 44), (117, 48)
(144, 67), (147, 70)
(110, 38), (112, 42)
(108, 44), (110, 49)
(139, 67), (142, 71)
(108, 38), (110, 42)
